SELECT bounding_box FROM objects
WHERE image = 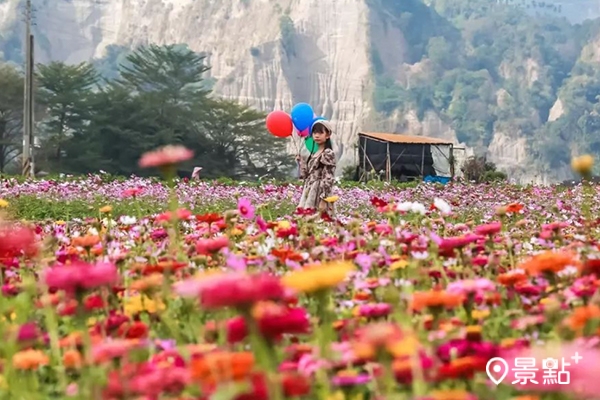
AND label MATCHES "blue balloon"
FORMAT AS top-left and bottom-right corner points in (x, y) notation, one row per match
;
(291, 103), (314, 131)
